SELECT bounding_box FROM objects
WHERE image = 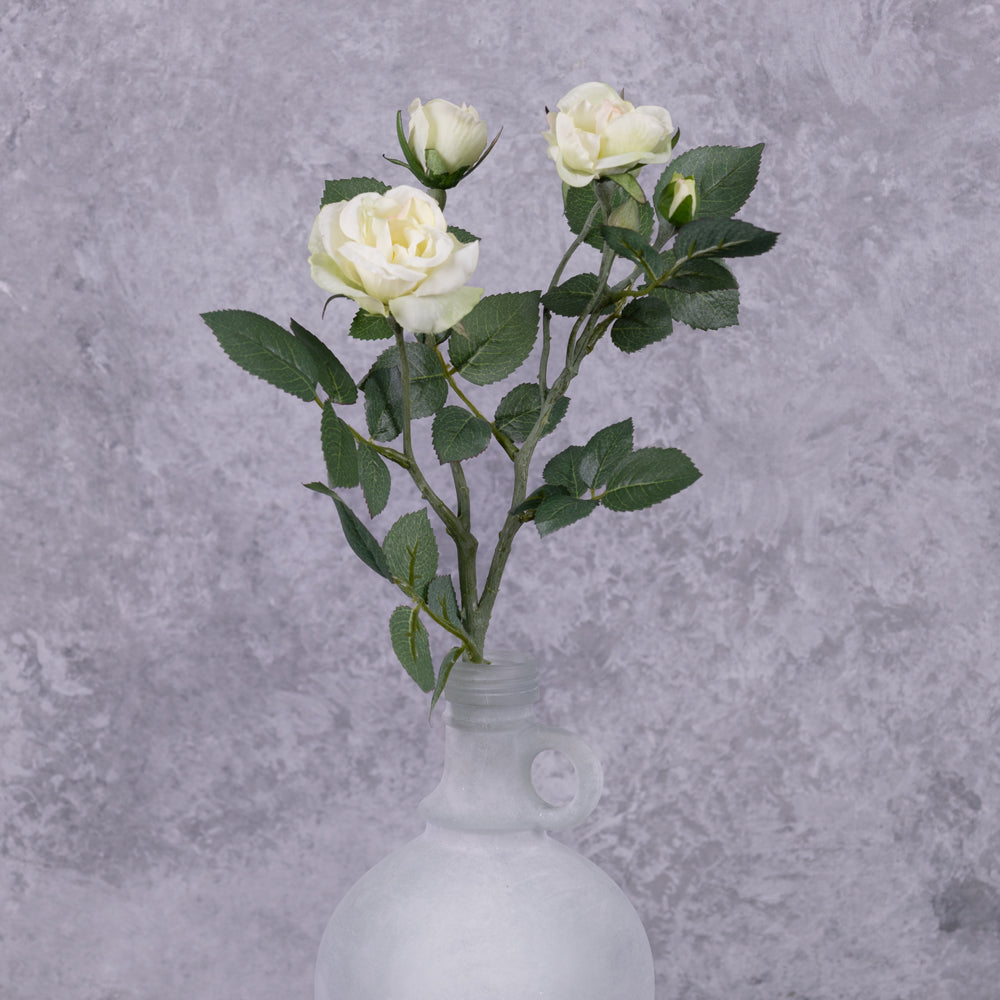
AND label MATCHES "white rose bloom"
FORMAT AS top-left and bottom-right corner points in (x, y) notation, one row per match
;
(308, 185), (483, 334)
(543, 82), (674, 188)
(408, 98), (489, 173)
